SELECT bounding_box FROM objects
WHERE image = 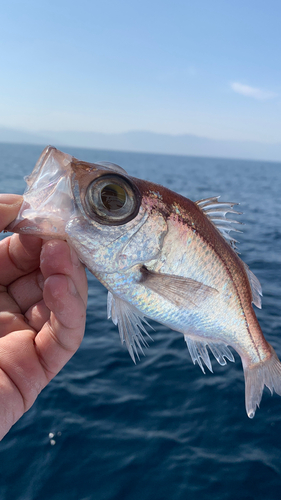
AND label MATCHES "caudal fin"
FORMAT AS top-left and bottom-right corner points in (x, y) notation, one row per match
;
(243, 346), (281, 418)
